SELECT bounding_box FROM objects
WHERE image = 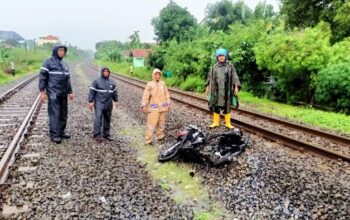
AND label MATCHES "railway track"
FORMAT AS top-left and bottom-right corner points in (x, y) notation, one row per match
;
(0, 75), (42, 184)
(87, 63), (350, 162)
(1, 64), (195, 219)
